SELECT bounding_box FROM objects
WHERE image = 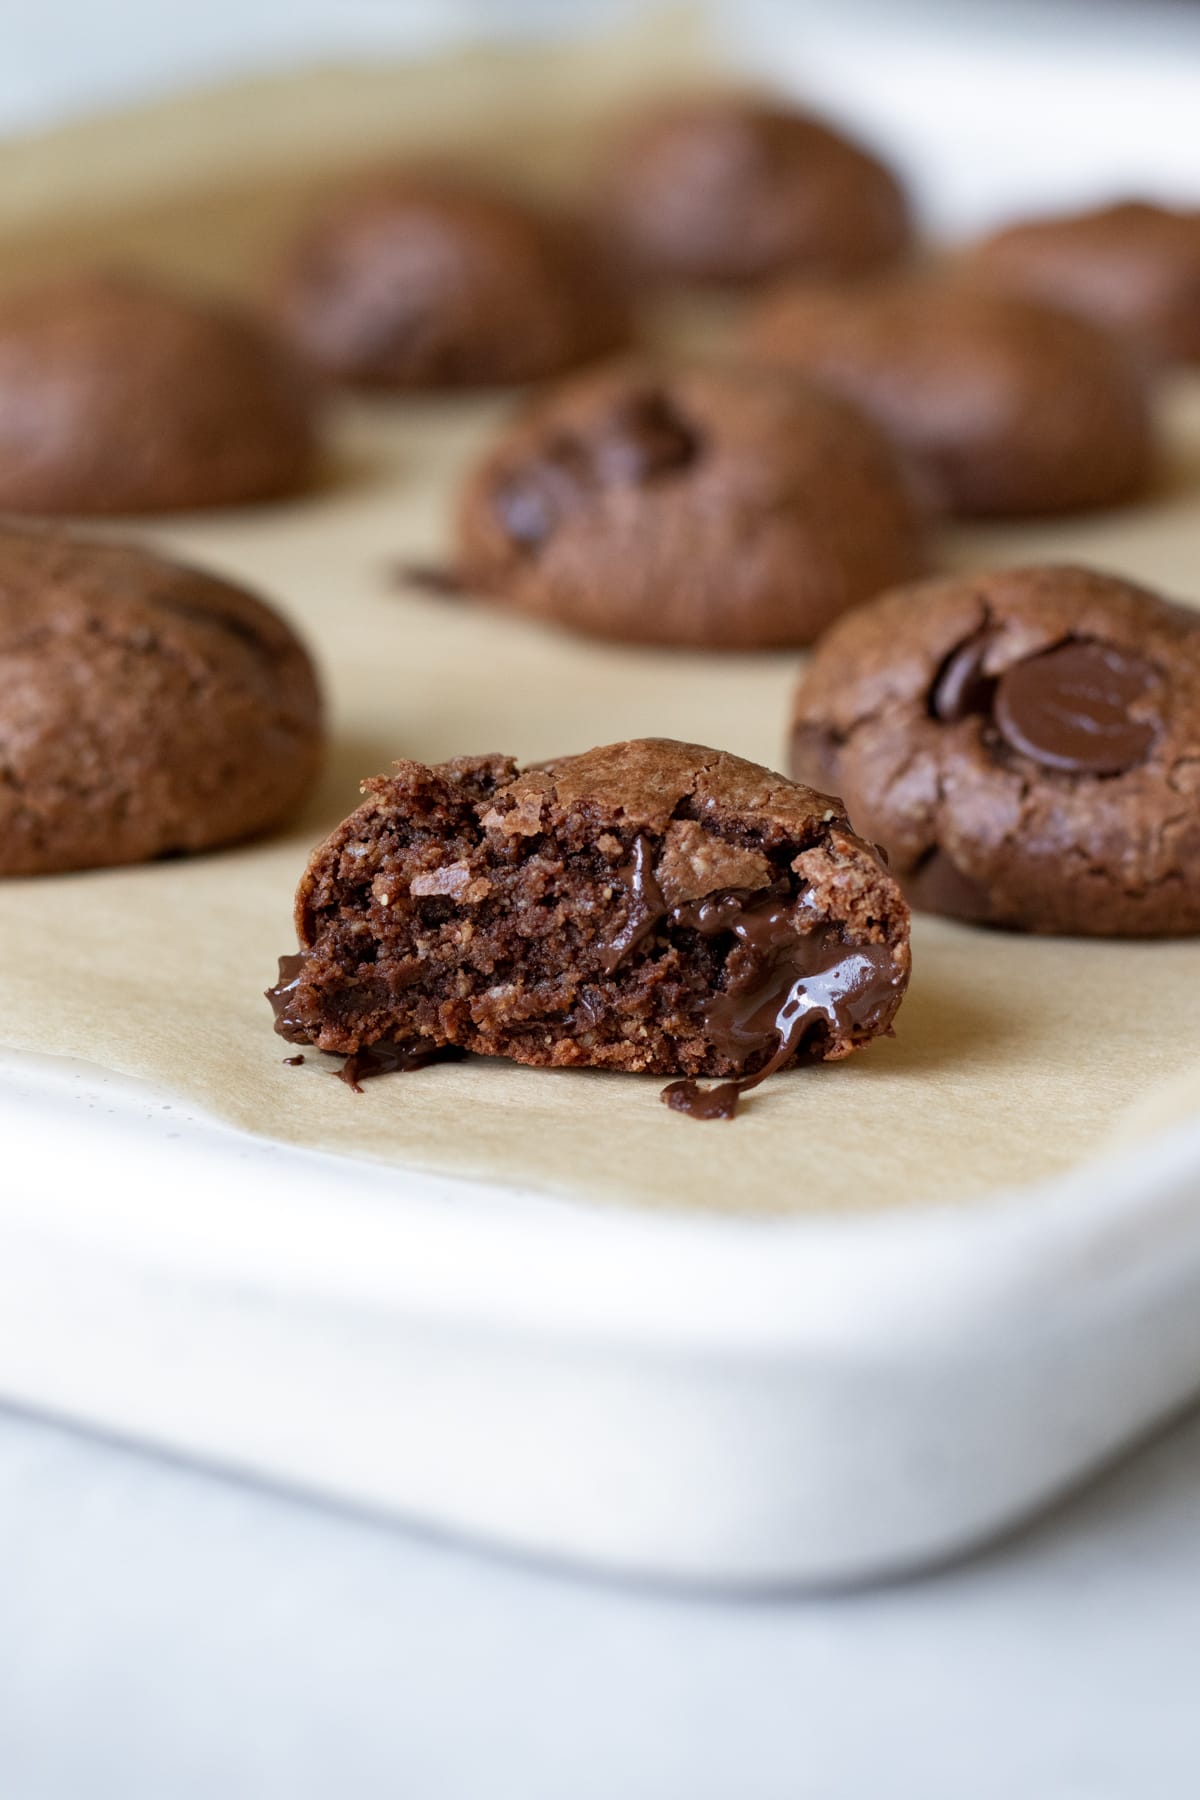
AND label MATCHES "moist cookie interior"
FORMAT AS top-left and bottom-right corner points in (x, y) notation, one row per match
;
(271, 756), (903, 1081)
